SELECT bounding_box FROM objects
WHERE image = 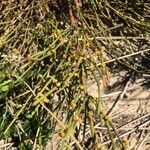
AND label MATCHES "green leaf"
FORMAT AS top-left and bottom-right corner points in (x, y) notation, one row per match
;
(23, 70), (33, 79)
(26, 114), (32, 119)
(1, 85), (9, 92)
(0, 71), (5, 82)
